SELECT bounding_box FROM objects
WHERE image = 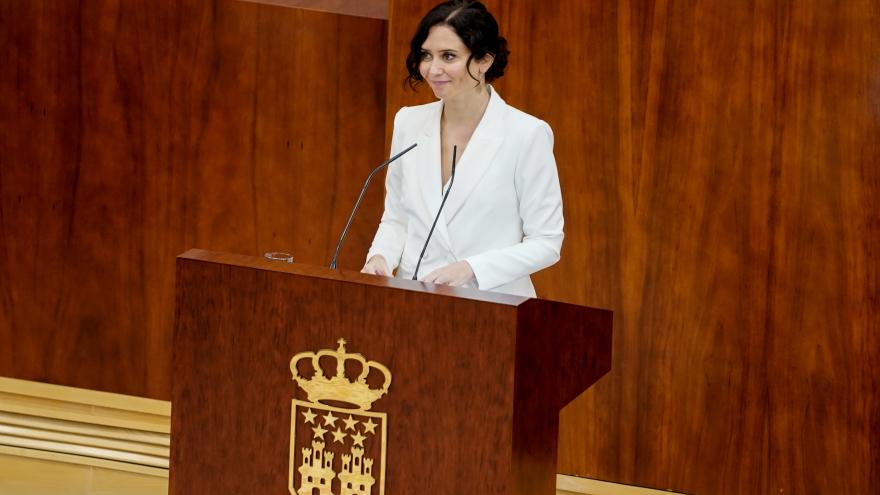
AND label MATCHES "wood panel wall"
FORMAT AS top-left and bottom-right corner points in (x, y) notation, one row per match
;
(381, 0), (879, 494)
(0, 0), (387, 399)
